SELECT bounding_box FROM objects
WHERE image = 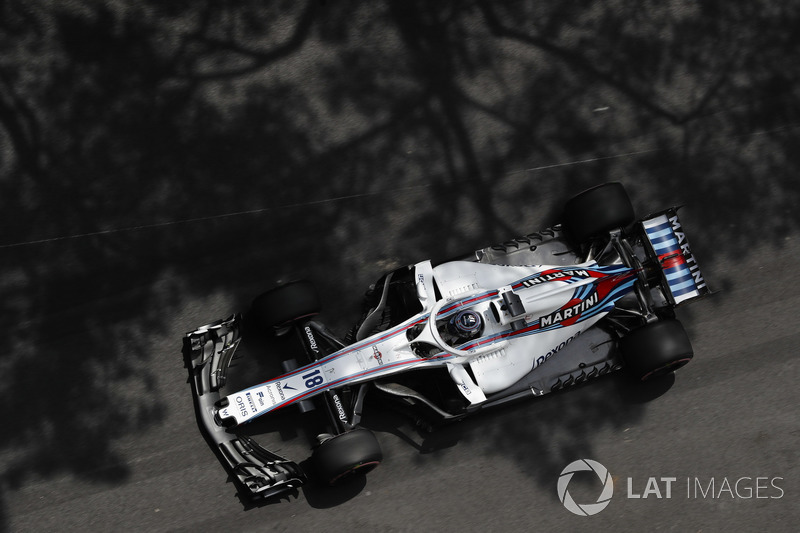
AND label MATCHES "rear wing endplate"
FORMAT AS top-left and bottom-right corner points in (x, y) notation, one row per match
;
(641, 208), (710, 305)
